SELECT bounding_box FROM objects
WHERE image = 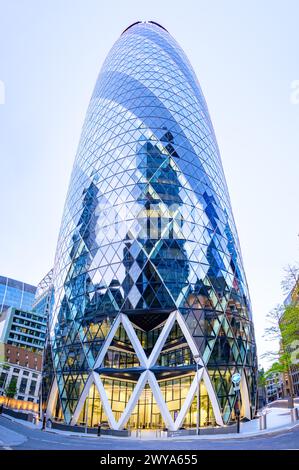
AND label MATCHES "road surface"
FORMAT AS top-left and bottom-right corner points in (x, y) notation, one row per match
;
(0, 415), (299, 450)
